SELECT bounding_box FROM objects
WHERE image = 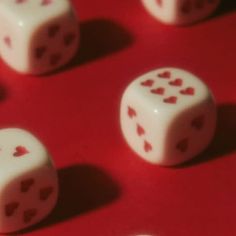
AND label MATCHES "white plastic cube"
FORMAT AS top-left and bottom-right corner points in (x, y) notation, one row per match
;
(0, 0), (79, 74)
(120, 68), (216, 166)
(0, 128), (58, 233)
(141, 0), (221, 25)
